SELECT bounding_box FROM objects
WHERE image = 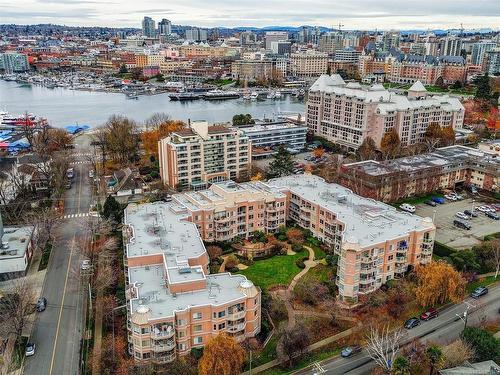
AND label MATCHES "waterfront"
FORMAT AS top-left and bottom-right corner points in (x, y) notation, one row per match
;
(0, 80), (306, 128)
